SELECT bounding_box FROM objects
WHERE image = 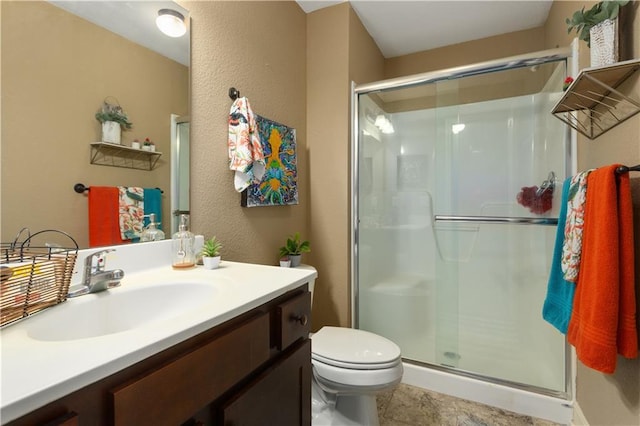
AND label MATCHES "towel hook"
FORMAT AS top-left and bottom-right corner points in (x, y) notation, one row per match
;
(229, 87), (240, 101)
